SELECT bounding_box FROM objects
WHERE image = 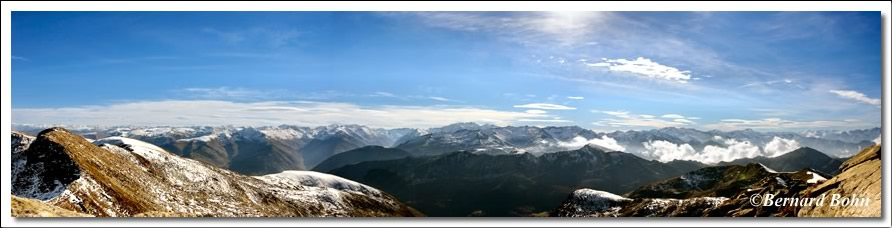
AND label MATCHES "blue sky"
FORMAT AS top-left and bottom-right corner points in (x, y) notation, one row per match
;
(10, 11), (882, 130)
